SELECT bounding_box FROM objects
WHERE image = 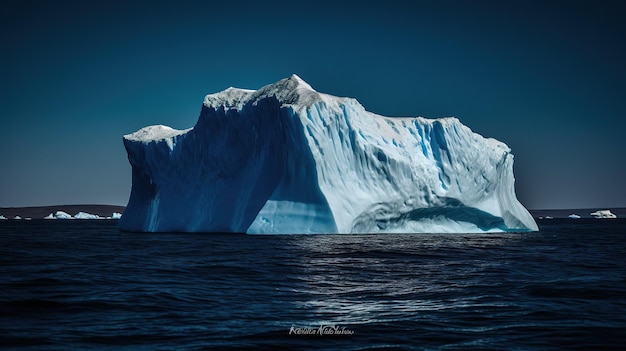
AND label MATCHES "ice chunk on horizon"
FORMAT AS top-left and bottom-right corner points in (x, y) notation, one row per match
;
(74, 212), (103, 219)
(590, 210), (617, 219)
(54, 211), (73, 219)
